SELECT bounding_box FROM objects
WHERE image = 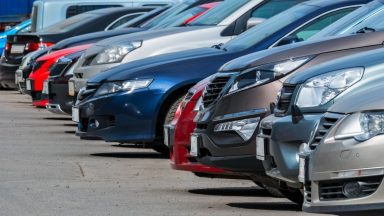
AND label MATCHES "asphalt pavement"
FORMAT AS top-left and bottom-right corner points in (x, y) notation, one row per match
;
(0, 90), (381, 216)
